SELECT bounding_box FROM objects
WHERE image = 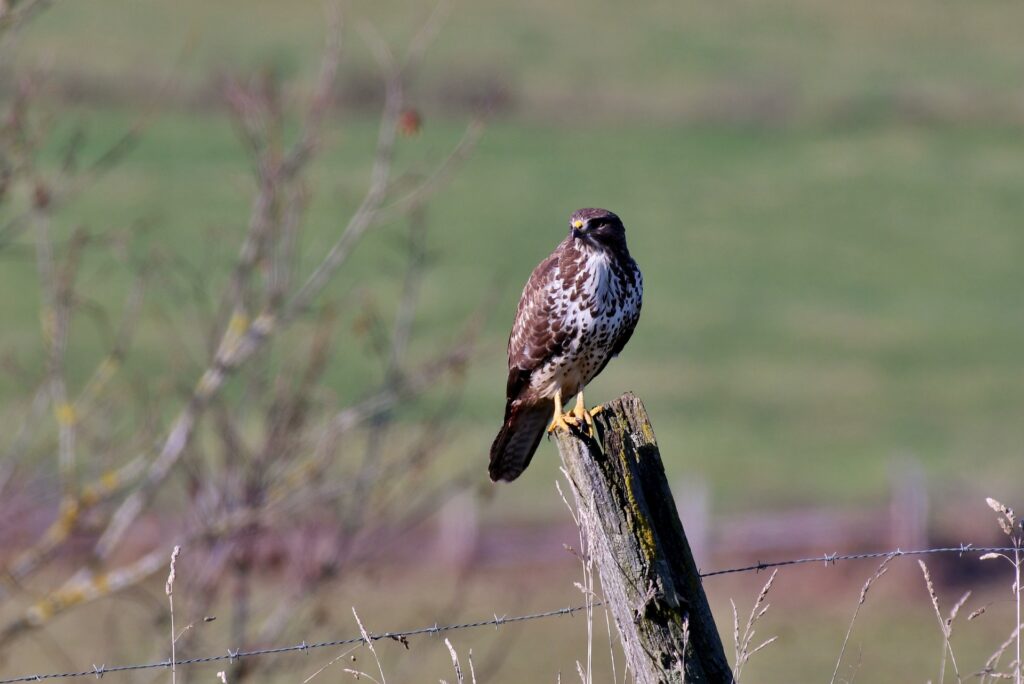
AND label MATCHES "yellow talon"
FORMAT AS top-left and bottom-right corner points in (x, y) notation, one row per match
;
(567, 391), (597, 438)
(547, 411), (576, 434)
(547, 388), (573, 434)
(547, 389), (599, 436)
